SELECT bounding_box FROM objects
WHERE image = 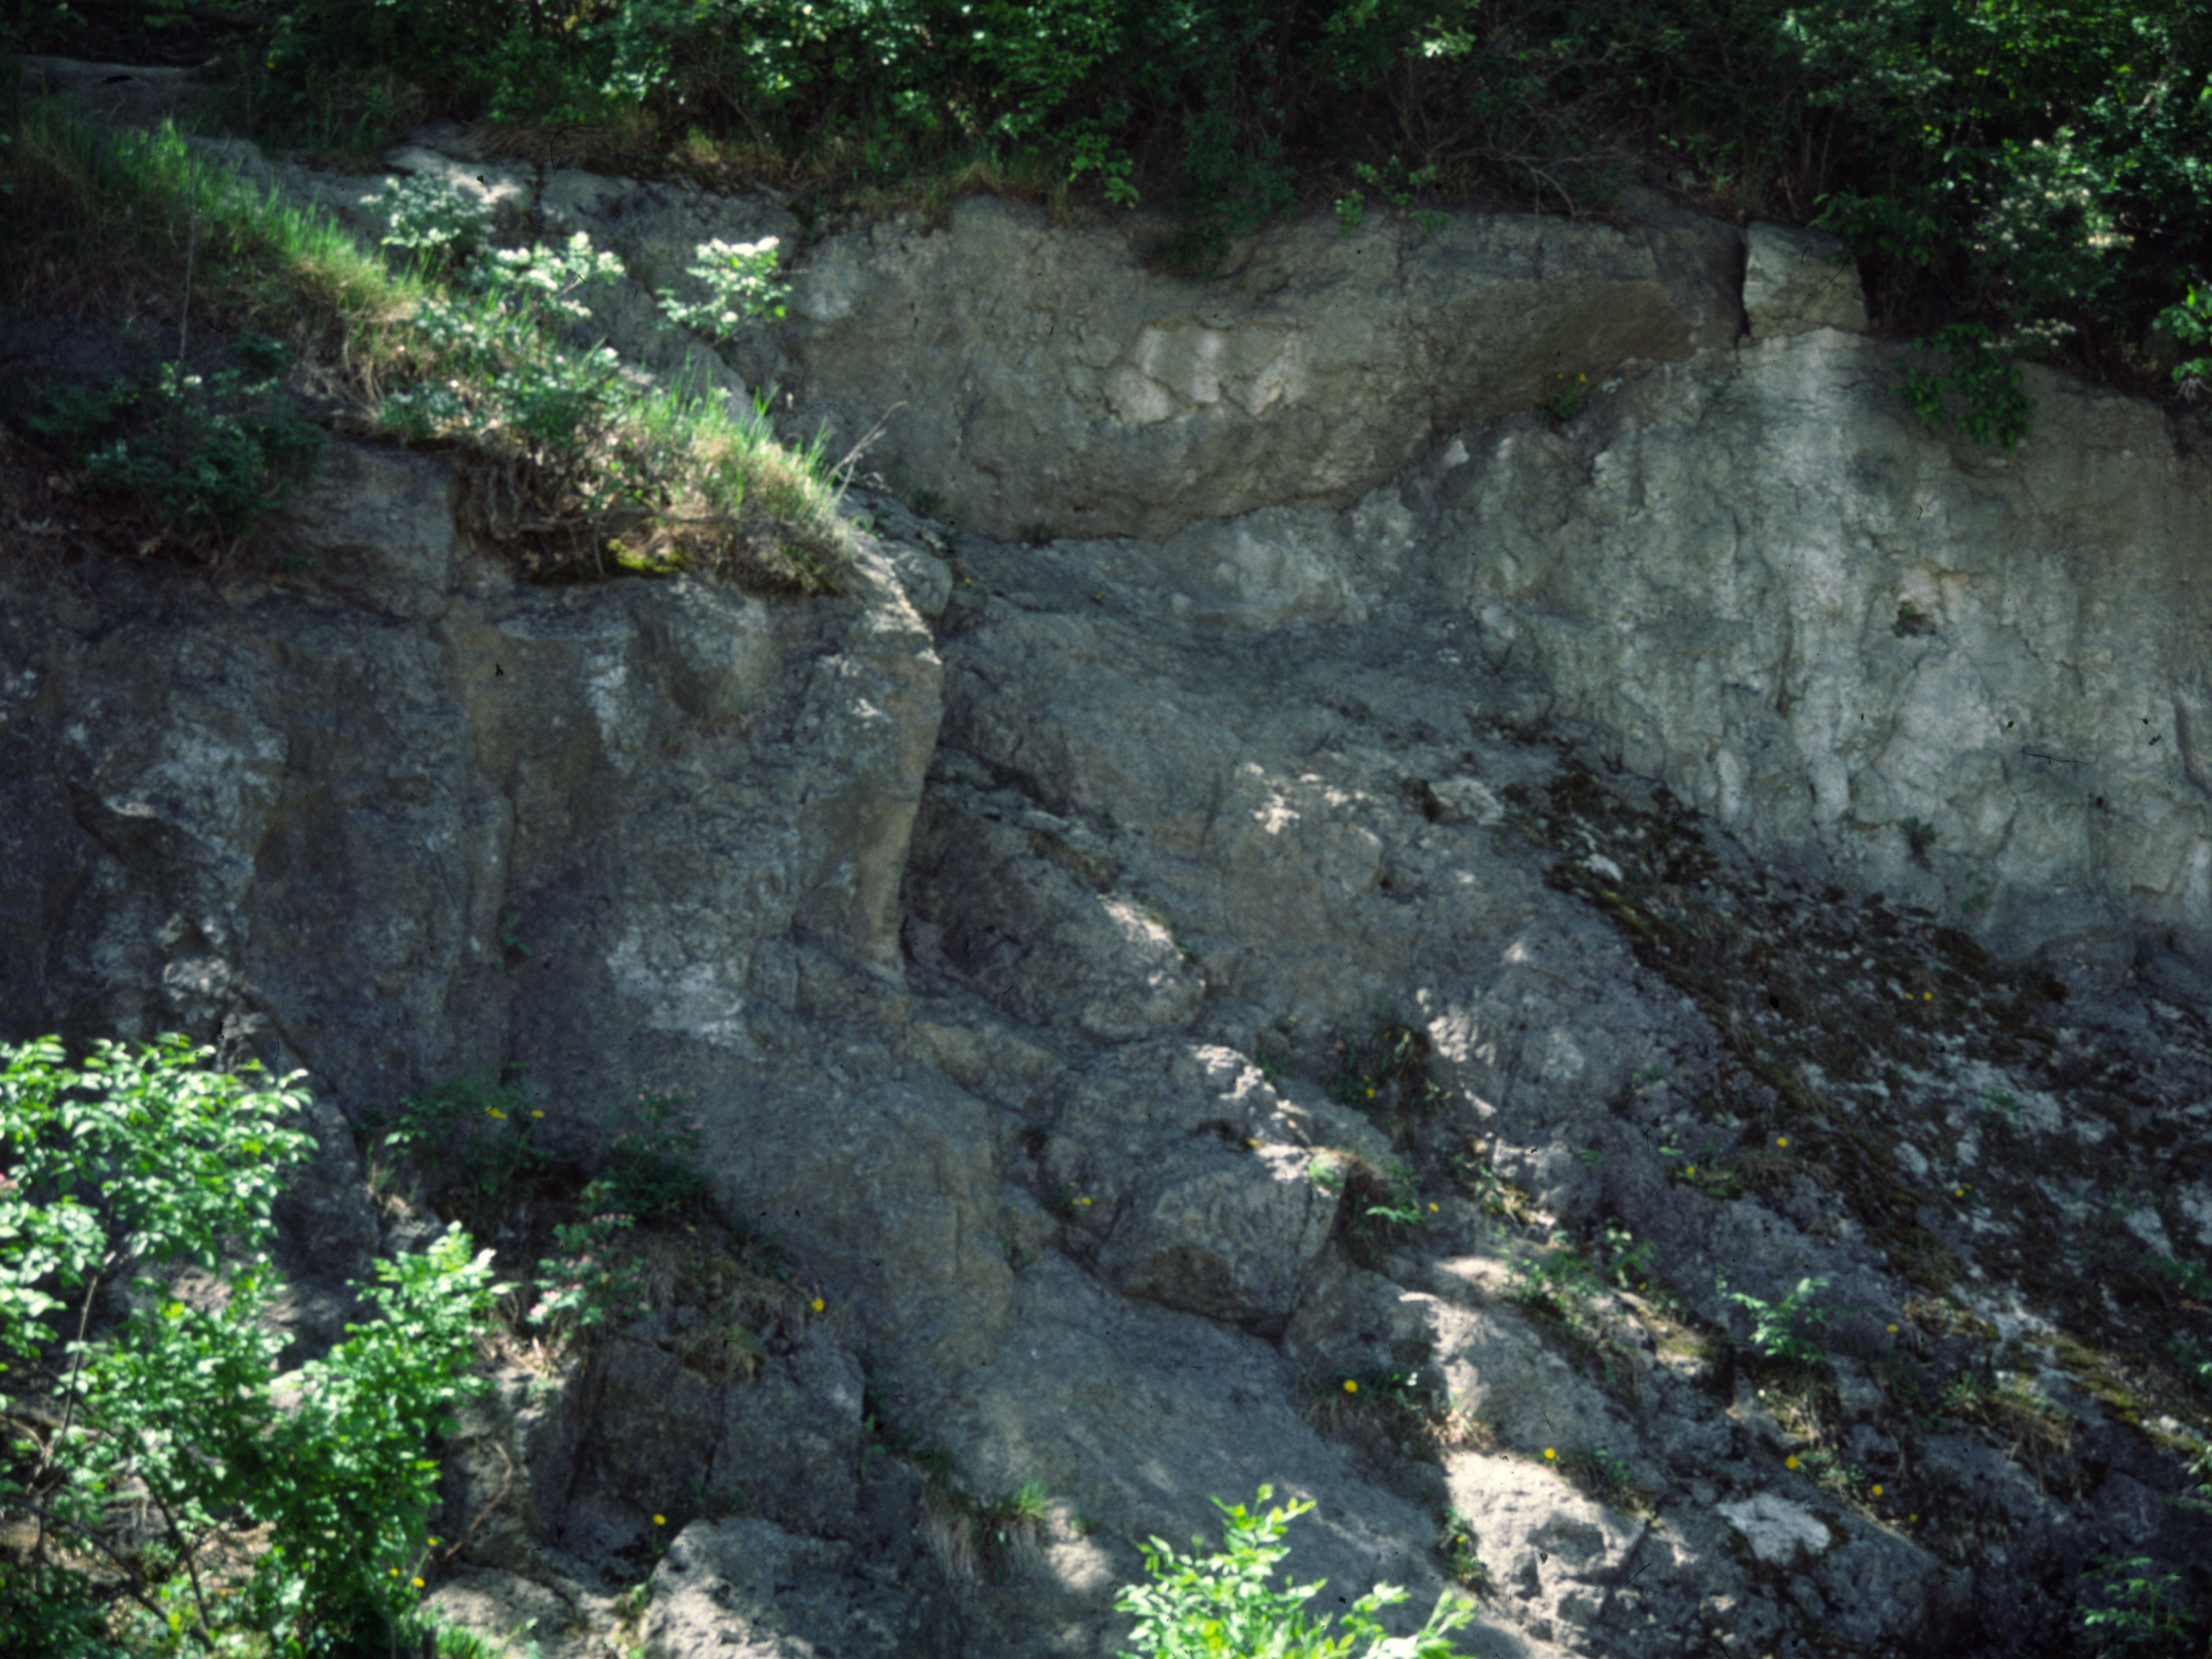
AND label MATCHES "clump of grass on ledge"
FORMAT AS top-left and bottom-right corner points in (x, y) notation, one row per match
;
(0, 103), (848, 589)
